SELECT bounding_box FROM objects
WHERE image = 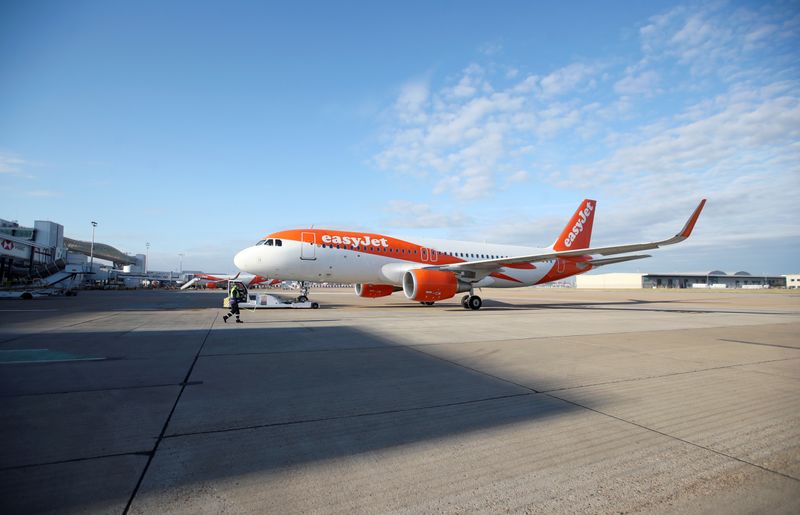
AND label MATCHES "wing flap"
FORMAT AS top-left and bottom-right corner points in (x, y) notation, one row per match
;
(588, 254), (651, 267)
